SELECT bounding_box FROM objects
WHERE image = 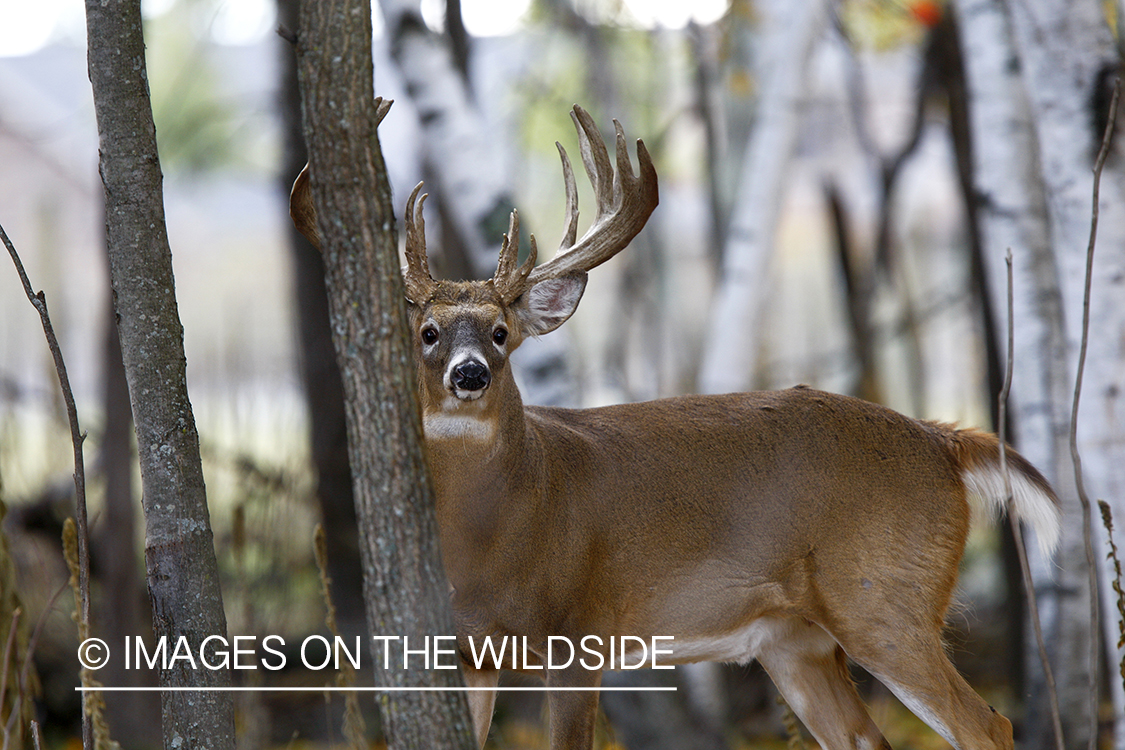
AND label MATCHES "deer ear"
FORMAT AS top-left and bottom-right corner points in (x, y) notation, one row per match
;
(290, 163), (321, 249)
(512, 272), (587, 336)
